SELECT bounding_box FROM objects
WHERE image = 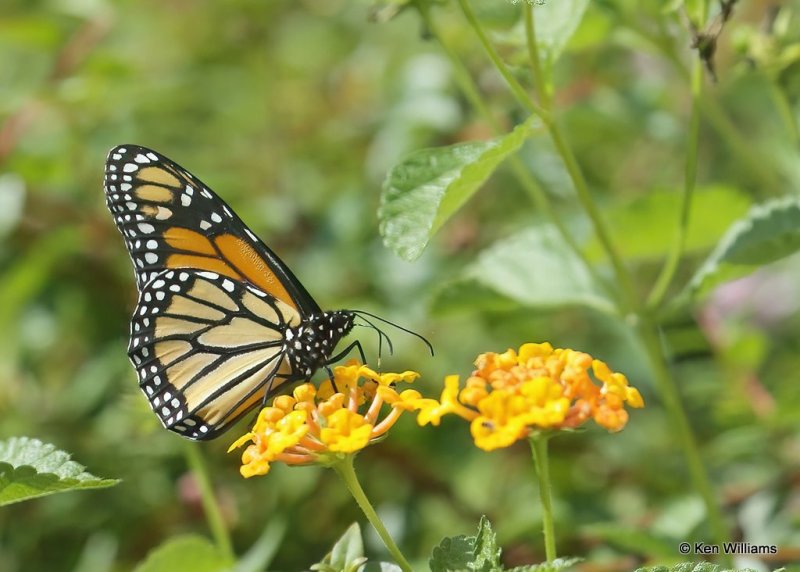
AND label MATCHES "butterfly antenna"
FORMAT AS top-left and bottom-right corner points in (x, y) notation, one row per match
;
(353, 310), (434, 356)
(355, 319), (394, 358)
